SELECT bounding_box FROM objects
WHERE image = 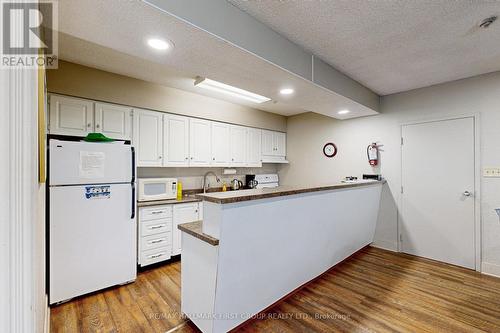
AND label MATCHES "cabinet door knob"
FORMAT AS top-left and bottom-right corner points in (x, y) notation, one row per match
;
(185, 157), (188, 160)
(87, 123), (92, 128)
(213, 157), (215, 161)
(159, 156), (162, 159)
(96, 124), (100, 129)
(190, 157), (193, 160)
